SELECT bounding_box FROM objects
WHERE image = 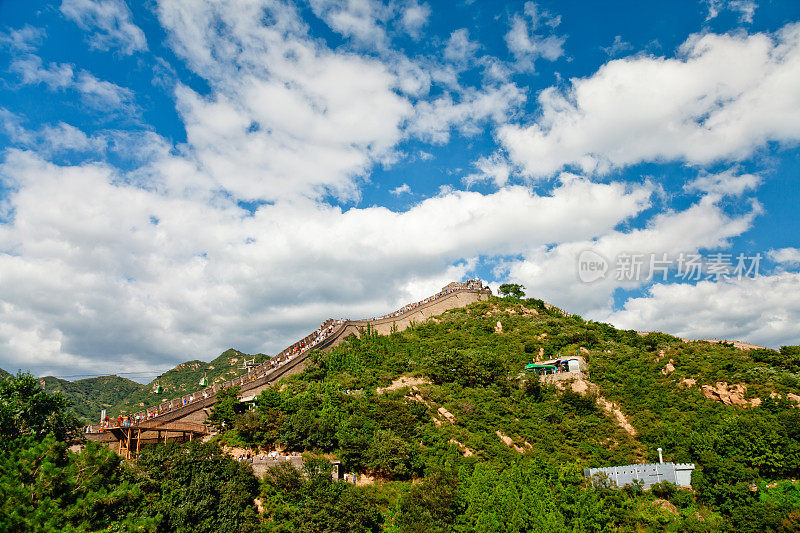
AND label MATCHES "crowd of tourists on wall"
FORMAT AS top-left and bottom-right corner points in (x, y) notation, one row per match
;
(86, 413), (145, 433)
(370, 279), (490, 320)
(92, 280), (489, 432)
(120, 318), (347, 426)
